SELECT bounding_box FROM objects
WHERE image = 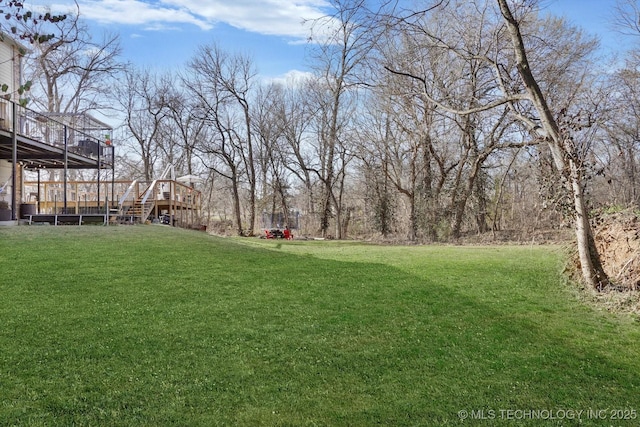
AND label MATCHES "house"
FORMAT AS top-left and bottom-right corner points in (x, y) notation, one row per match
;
(0, 33), (201, 228)
(0, 34), (114, 222)
(0, 33), (28, 220)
